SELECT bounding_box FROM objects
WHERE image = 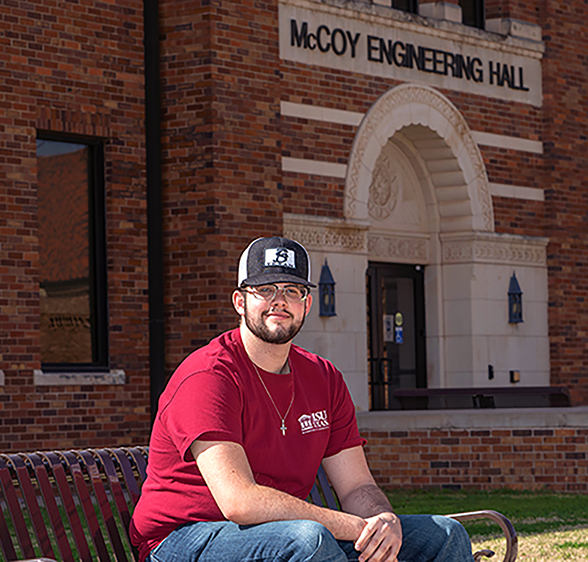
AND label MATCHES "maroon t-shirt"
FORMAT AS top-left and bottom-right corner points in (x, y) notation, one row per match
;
(130, 328), (365, 562)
